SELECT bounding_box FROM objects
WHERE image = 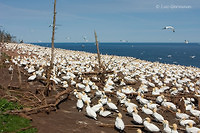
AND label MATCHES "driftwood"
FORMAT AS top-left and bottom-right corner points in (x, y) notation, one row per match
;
(17, 65), (22, 88)
(12, 125), (36, 133)
(98, 123), (185, 131)
(4, 88), (73, 115)
(82, 70), (114, 75)
(198, 97), (200, 110)
(98, 123), (144, 128)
